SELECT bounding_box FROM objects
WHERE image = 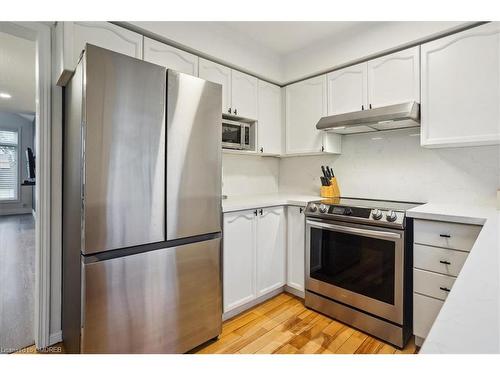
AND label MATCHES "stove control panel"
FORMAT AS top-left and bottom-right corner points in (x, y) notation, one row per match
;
(305, 202), (406, 228)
